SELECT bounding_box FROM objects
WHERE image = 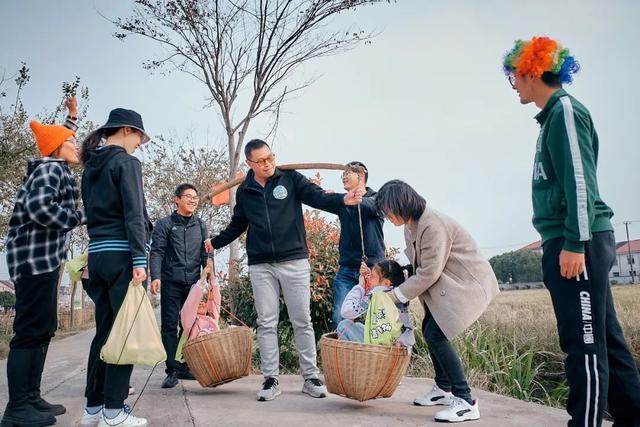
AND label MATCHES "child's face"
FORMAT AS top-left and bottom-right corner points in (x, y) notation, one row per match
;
(197, 302), (207, 315)
(371, 266), (392, 287)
